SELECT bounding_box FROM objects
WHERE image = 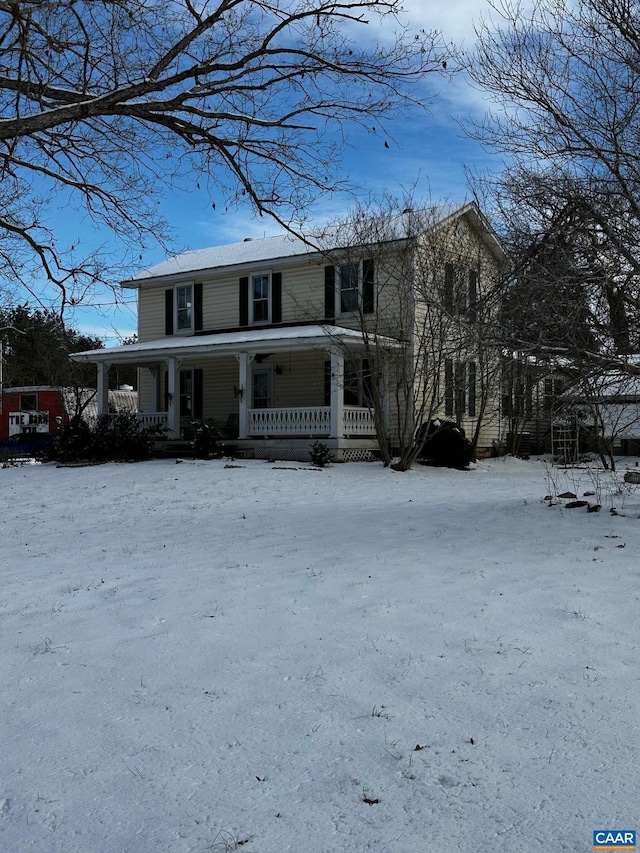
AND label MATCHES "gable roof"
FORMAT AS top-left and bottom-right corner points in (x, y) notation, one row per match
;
(122, 201), (505, 287)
